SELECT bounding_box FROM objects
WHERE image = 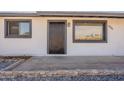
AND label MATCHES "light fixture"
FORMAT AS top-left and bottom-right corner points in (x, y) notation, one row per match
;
(67, 22), (71, 27)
